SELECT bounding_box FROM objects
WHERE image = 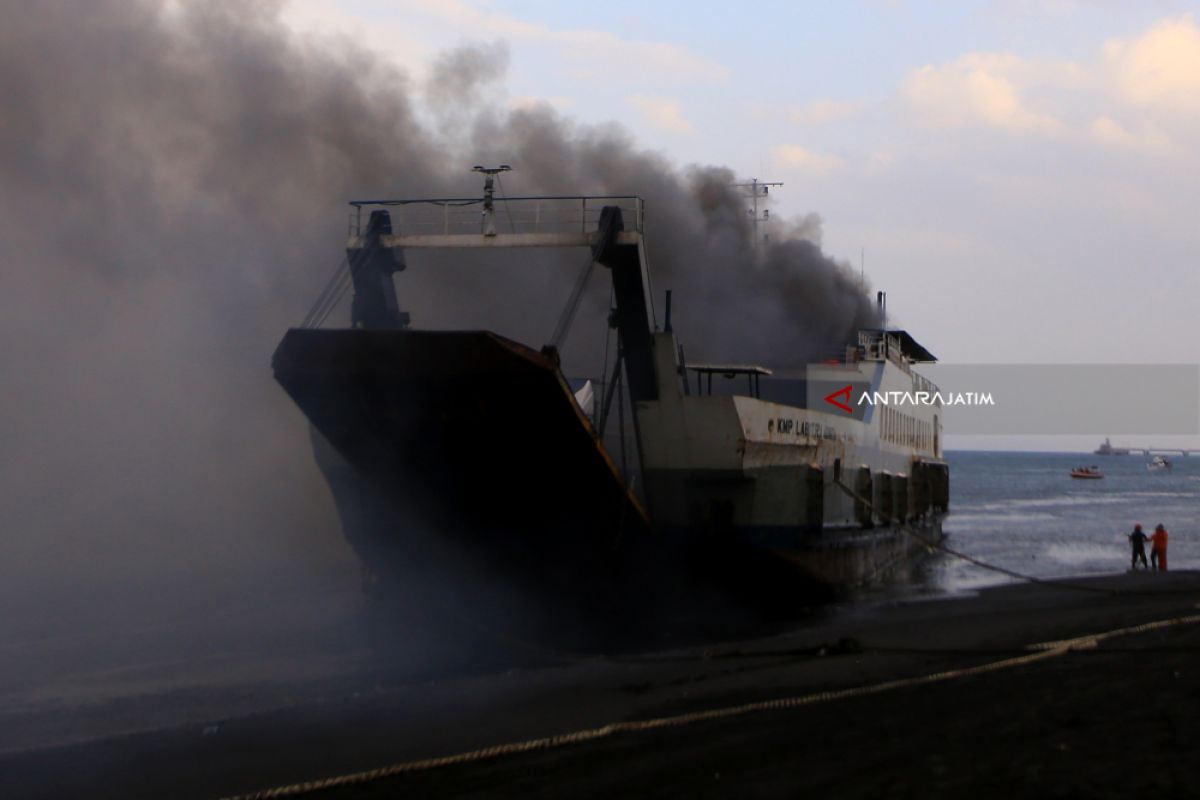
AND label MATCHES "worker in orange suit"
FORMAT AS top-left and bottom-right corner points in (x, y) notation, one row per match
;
(1150, 524), (1169, 571)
